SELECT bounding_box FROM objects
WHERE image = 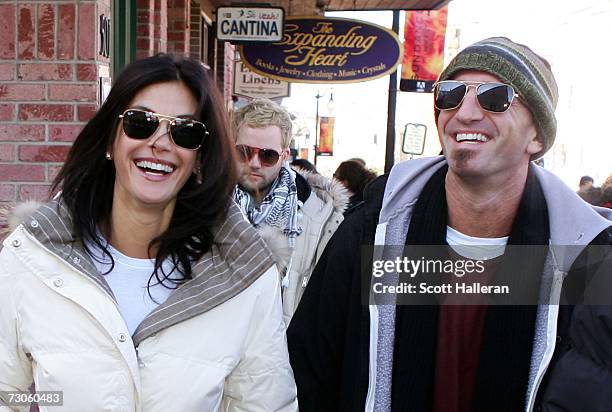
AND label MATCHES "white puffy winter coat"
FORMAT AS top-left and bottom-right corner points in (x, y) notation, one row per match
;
(0, 200), (298, 412)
